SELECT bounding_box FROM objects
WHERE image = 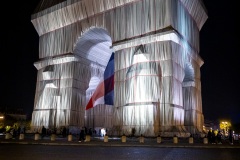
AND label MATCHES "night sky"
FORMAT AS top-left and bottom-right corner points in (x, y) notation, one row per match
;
(0, 1), (239, 123)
